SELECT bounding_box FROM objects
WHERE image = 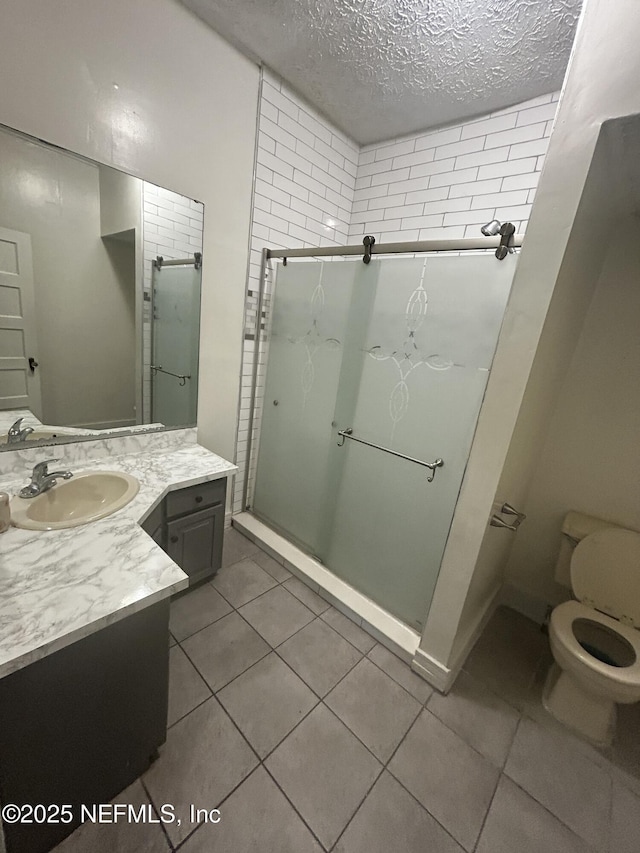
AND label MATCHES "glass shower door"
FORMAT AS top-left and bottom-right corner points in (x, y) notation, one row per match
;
(151, 264), (201, 427)
(253, 251), (518, 631)
(324, 254), (517, 629)
(253, 260), (356, 554)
